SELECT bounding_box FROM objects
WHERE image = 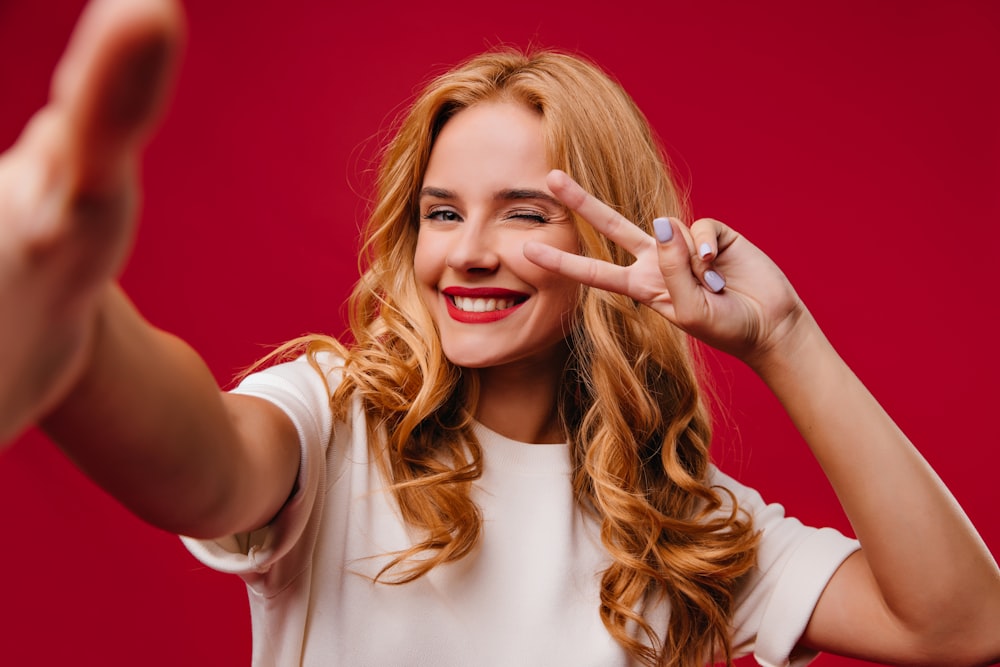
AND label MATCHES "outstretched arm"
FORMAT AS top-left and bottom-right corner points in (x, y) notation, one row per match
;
(0, 0), (180, 442)
(527, 169), (1000, 666)
(0, 0), (299, 539)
